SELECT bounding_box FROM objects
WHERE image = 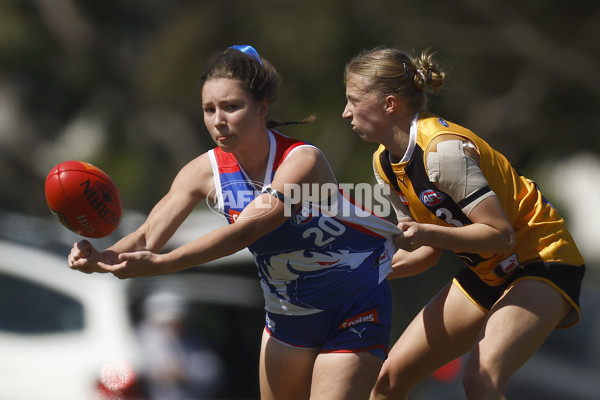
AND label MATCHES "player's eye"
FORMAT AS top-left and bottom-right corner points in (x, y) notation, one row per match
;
(225, 104), (242, 111)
